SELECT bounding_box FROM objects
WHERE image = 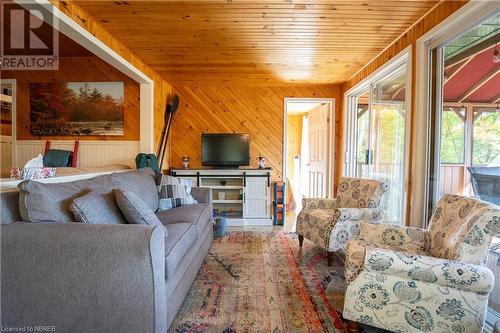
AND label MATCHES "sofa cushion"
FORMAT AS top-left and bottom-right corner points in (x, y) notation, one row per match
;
(111, 168), (158, 212)
(164, 223), (197, 278)
(113, 189), (166, 234)
(70, 190), (126, 224)
(1, 191), (21, 224)
(155, 203), (212, 236)
(18, 175), (114, 222)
